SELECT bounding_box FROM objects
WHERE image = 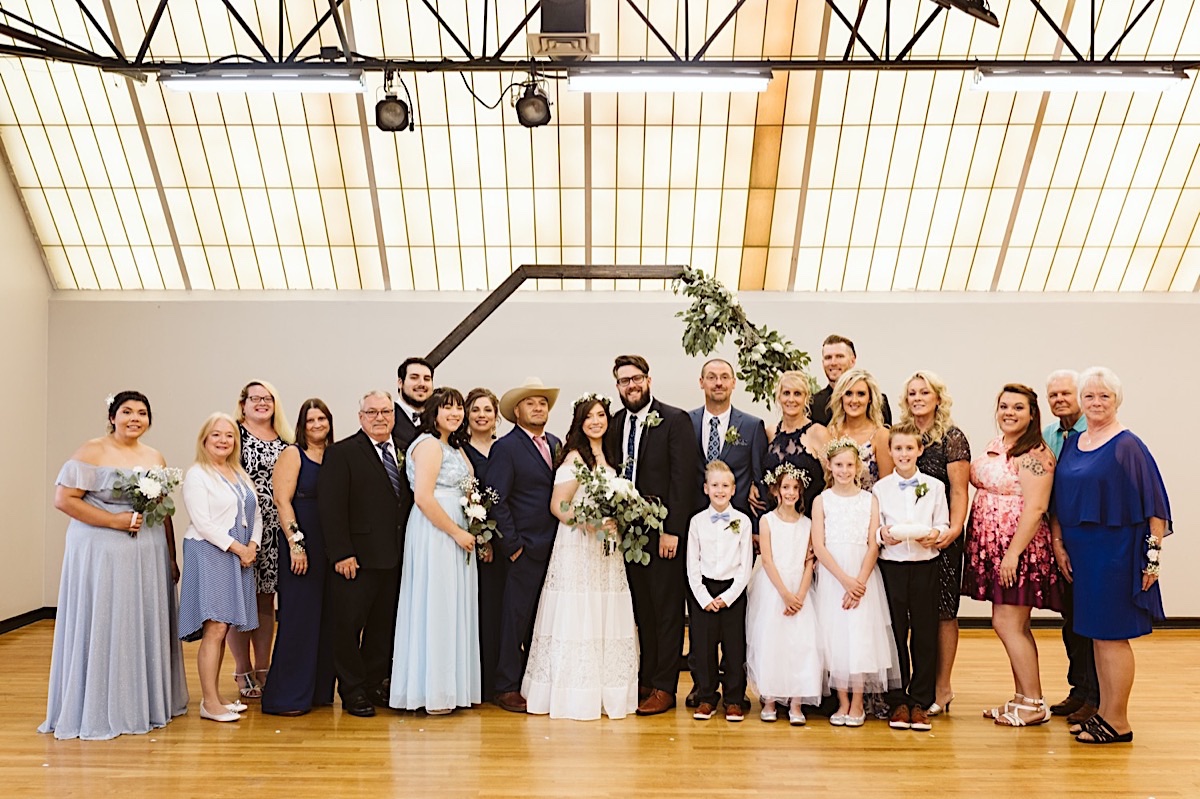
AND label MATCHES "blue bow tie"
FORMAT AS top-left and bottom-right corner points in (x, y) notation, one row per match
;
(899, 477), (920, 490)
(710, 512), (731, 523)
